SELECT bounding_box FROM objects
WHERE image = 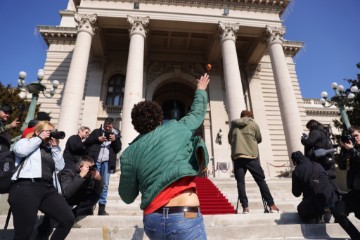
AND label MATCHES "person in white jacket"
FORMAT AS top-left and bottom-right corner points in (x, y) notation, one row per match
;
(9, 121), (74, 240)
